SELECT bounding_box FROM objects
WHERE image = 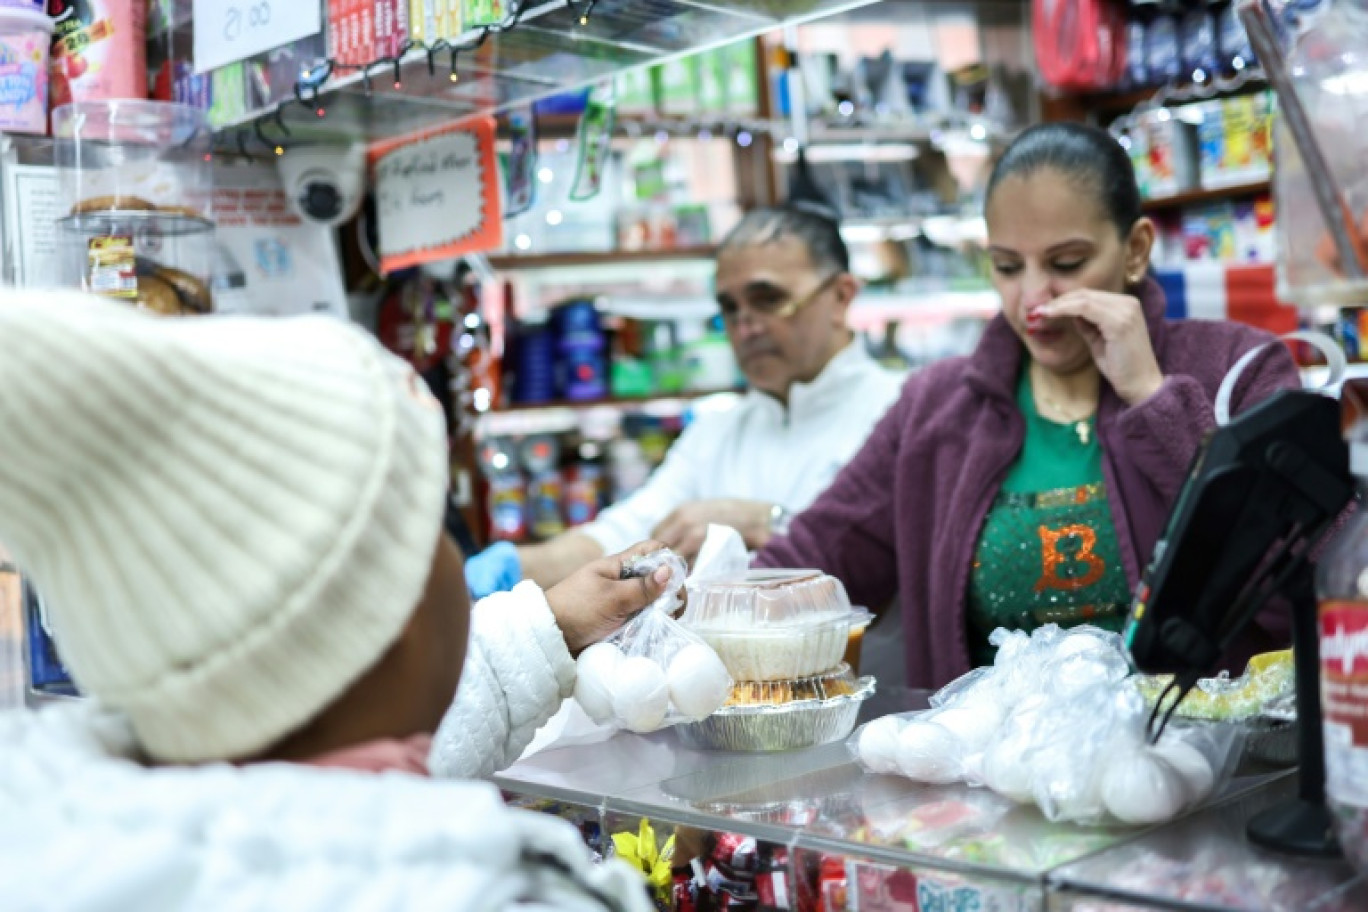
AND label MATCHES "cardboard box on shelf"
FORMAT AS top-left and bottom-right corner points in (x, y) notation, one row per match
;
(656, 56), (700, 116)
